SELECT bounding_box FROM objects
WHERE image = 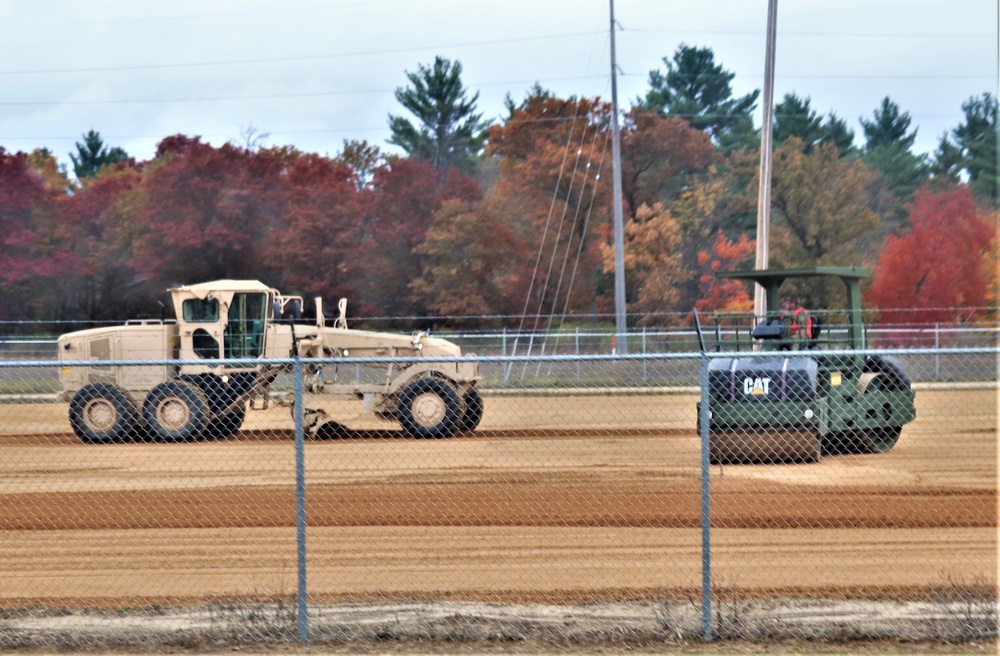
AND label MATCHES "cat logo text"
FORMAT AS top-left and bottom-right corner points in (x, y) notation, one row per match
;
(742, 377), (771, 396)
